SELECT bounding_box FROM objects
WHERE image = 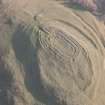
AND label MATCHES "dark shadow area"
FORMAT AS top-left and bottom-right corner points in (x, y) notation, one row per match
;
(12, 25), (60, 105)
